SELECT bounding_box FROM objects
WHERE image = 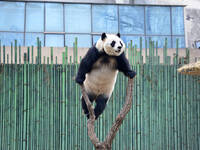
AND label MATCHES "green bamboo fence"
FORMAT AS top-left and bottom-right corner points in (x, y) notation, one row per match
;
(0, 38), (200, 150)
